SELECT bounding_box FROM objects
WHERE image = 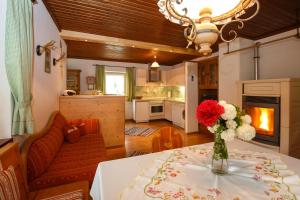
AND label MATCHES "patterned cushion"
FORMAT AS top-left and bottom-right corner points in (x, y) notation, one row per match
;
(29, 133), (106, 191)
(27, 114), (66, 182)
(65, 127), (81, 144)
(40, 189), (83, 200)
(0, 166), (20, 200)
